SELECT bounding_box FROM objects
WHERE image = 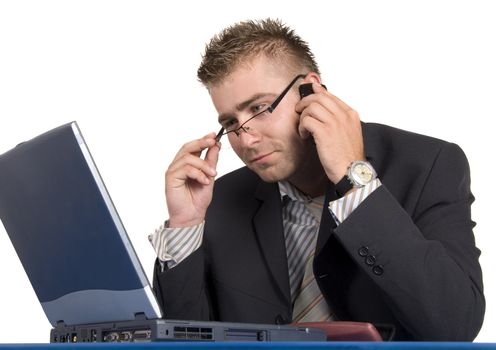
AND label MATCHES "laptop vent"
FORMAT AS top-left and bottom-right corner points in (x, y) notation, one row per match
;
(173, 326), (213, 340)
